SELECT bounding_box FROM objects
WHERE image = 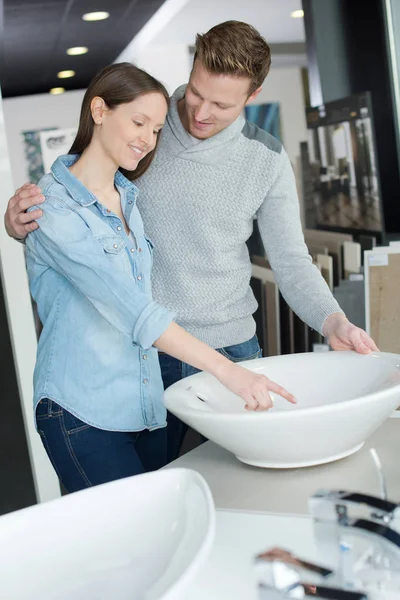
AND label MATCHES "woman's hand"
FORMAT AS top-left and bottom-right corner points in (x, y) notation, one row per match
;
(216, 361), (297, 411)
(154, 323), (296, 411)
